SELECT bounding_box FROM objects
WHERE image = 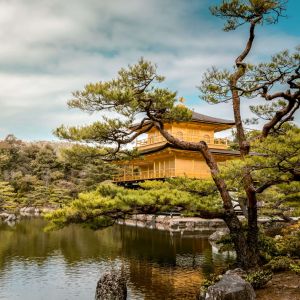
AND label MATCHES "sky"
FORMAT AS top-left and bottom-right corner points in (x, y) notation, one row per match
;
(0, 0), (299, 141)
